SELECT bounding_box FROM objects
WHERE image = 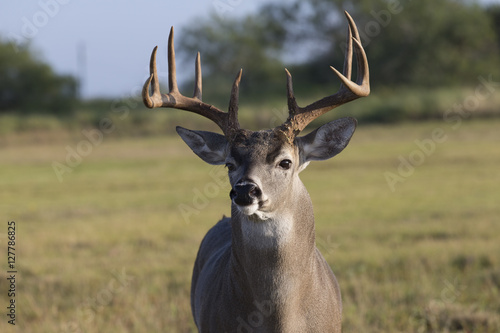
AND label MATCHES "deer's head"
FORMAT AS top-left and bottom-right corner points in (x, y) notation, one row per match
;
(143, 12), (369, 221)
